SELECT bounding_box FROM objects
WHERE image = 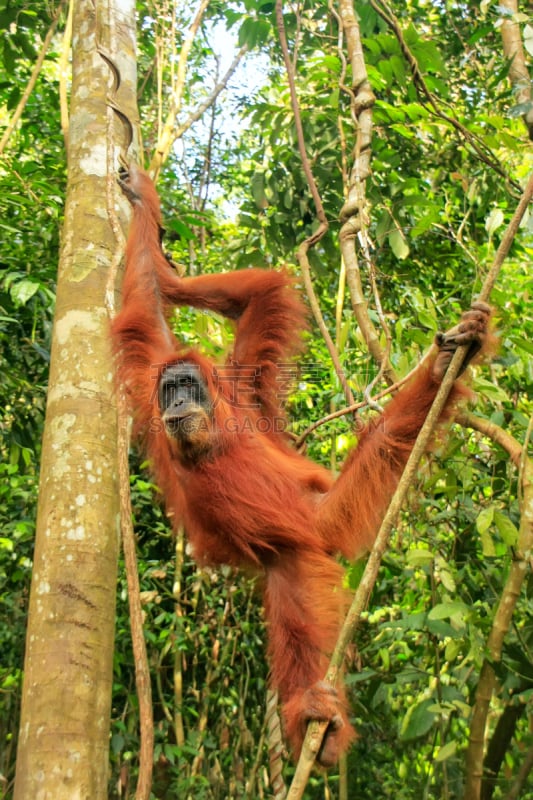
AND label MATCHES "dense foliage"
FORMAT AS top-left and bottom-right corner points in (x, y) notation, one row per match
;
(0, 1), (532, 798)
